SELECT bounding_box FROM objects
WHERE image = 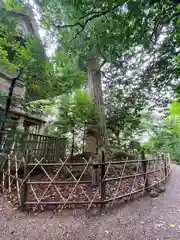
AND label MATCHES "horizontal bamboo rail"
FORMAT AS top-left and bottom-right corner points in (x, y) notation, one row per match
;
(24, 168), (171, 206)
(27, 158), (161, 167)
(103, 169), (171, 204)
(0, 139), (171, 212)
